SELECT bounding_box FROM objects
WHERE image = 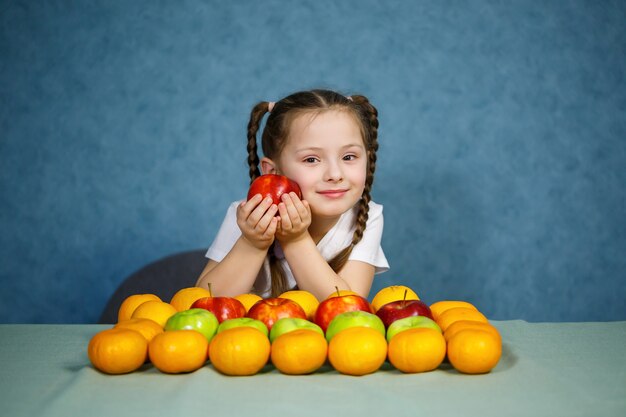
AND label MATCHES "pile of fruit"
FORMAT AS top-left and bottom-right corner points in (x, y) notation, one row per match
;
(88, 285), (502, 376)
